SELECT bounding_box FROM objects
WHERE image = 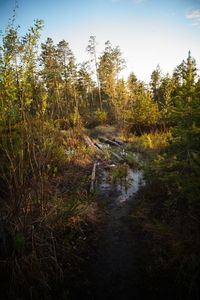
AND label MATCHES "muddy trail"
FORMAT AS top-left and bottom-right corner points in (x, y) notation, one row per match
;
(69, 127), (147, 299)
(89, 168), (145, 300)
(61, 127), (190, 300)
